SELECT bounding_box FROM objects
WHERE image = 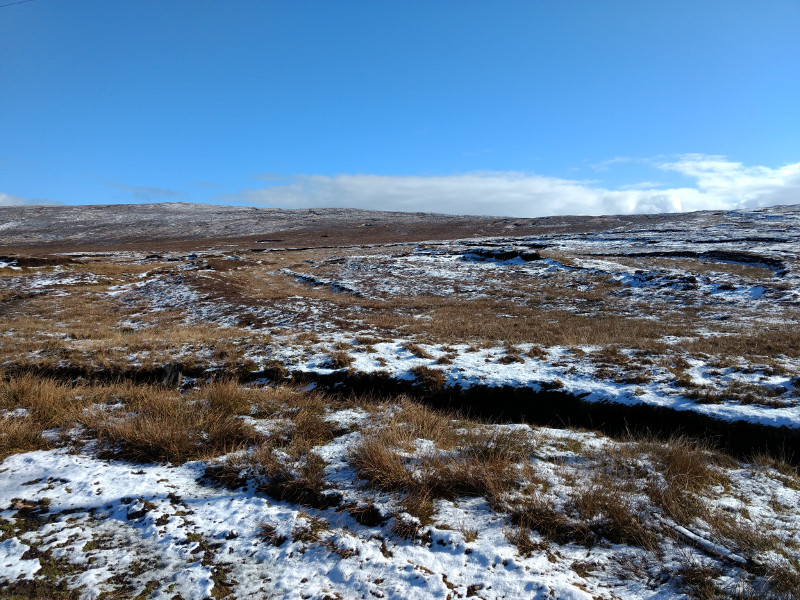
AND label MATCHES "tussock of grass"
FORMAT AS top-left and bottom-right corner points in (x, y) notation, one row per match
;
(258, 523), (287, 547)
(392, 399), (458, 446)
(750, 453), (800, 490)
(392, 505), (432, 539)
(402, 342), (433, 359)
(80, 387), (262, 464)
(461, 427), (532, 462)
(409, 365), (446, 393)
(324, 351), (354, 369)
(505, 435), (745, 558)
(570, 478), (658, 550)
(639, 436), (725, 526)
(508, 493), (591, 548)
(213, 388), (340, 508)
(350, 406), (528, 522)
(289, 405), (335, 454)
(498, 353), (524, 364)
(0, 375), (87, 429)
(764, 559), (800, 600)
(197, 379), (258, 416)
(677, 559), (722, 600)
(0, 415), (50, 460)
(415, 440), (521, 502)
(254, 447), (339, 509)
(292, 514), (330, 544)
(0, 375), (105, 458)
(350, 434), (413, 491)
(248, 384), (305, 417)
(705, 510), (782, 559)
